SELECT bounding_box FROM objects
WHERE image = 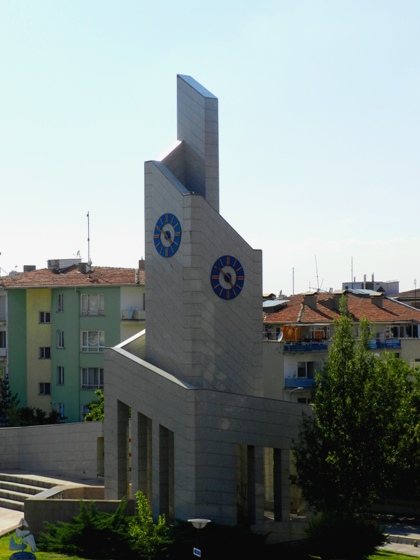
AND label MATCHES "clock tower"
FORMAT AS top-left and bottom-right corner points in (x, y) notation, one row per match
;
(105, 75), (303, 537)
(144, 75), (263, 396)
